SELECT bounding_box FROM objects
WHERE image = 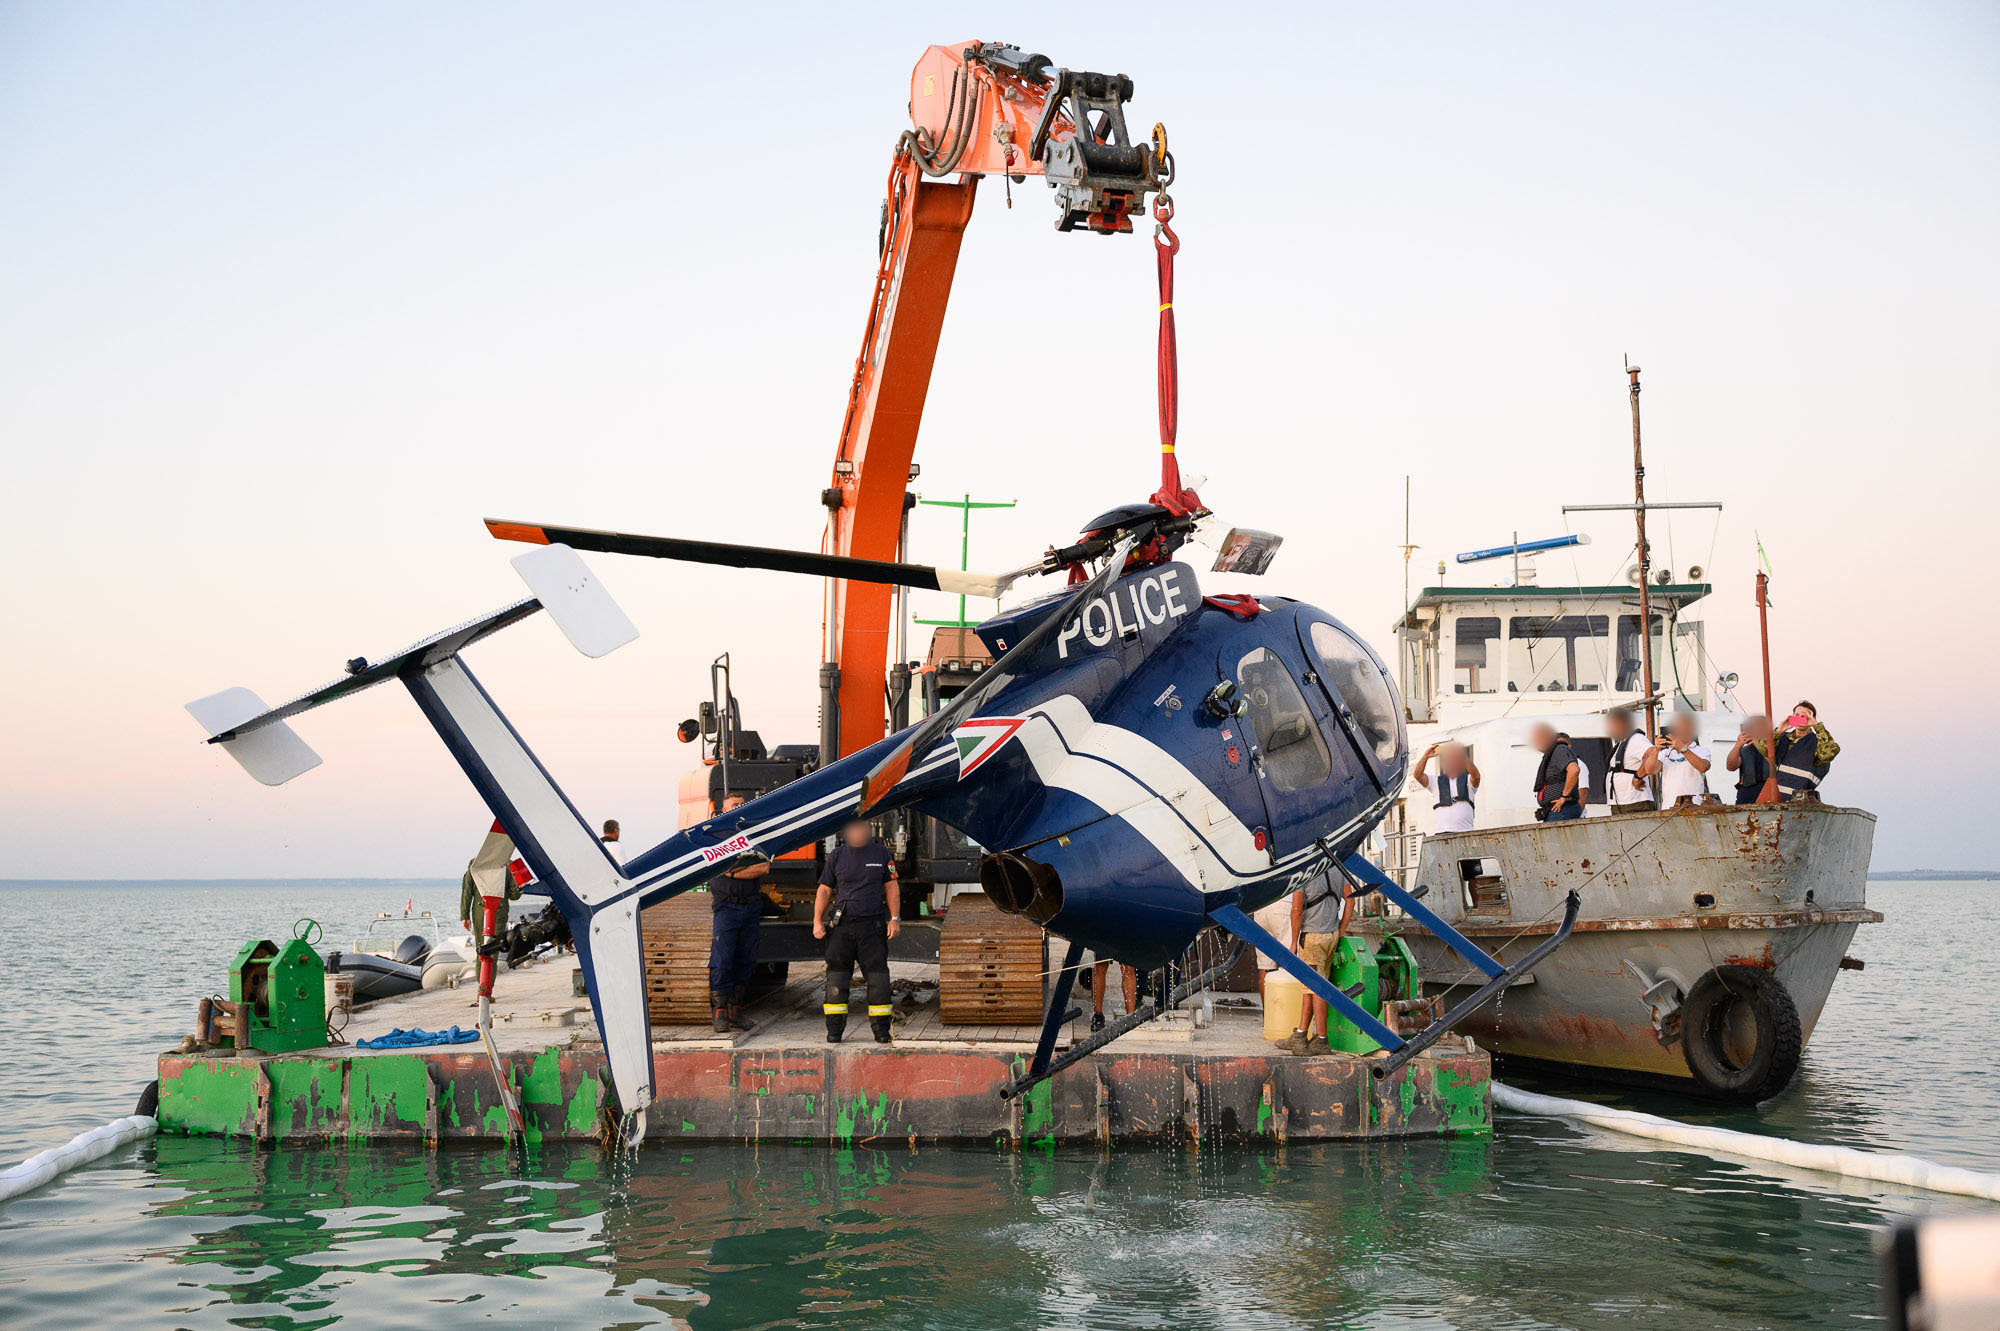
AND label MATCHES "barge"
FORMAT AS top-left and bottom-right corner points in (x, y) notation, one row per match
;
(156, 956), (1489, 1145)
